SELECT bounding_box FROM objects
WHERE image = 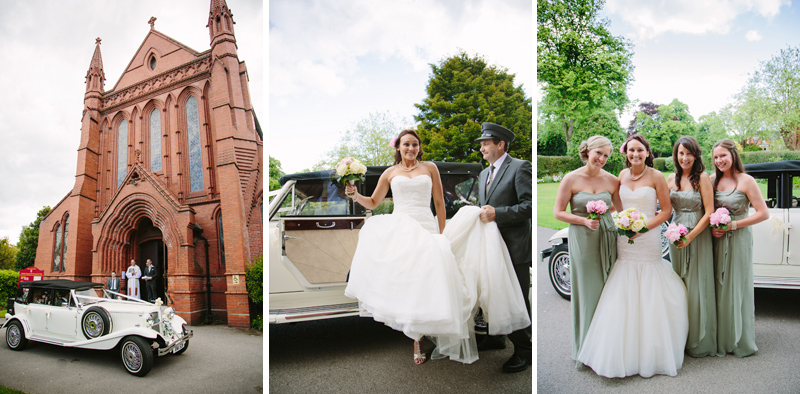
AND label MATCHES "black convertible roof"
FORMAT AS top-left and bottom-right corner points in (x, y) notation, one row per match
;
(20, 279), (103, 290)
(280, 161), (483, 185)
(744, 160), (800, 175)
